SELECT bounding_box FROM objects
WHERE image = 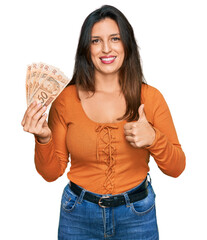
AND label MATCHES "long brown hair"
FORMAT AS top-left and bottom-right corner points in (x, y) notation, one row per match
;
(69, 5), (146, 121)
